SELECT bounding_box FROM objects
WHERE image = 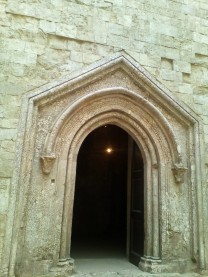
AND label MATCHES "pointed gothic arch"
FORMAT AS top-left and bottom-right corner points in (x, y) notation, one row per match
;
(4, 52), (205, 276)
